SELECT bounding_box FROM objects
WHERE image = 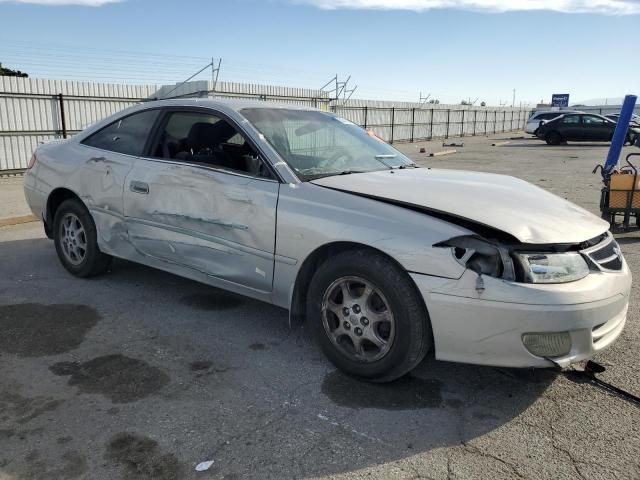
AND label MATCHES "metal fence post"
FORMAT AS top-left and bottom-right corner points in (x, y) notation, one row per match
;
(410, 108), (415, 143)
(502, 111), (506, 133)
(363, 106), (368, 130)
(428, 109), (434, 139)
(493, 111), (497, 134)
(445, 109), (450, 139)
(510, 111), (514, 131)
(461, 109), (466, 137)
(390, 107), (395, 144)
(473, 110), (477, 136)
(58, 93), (67, 139)
(484, 110), (488, 135)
